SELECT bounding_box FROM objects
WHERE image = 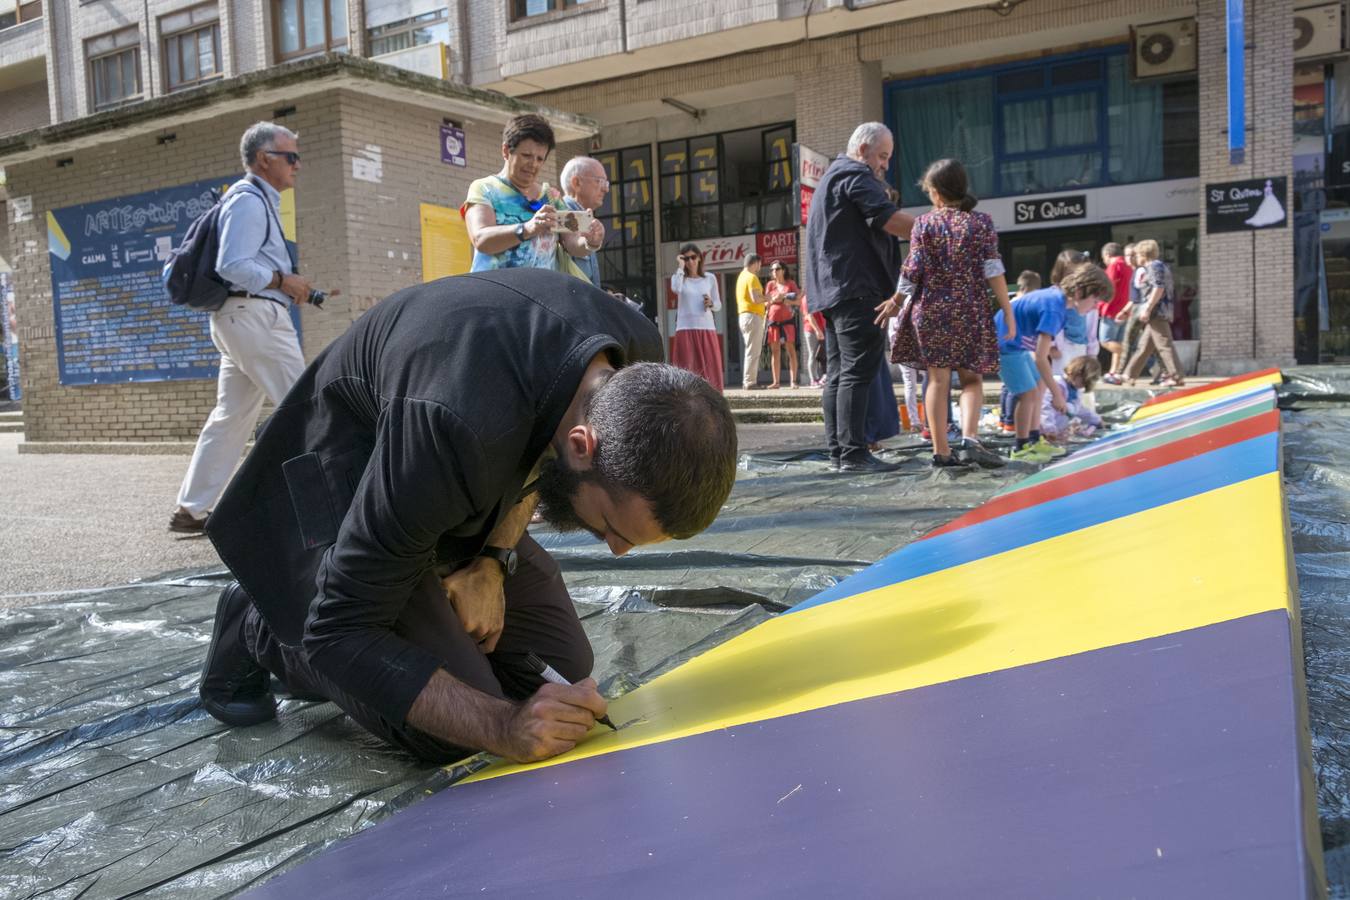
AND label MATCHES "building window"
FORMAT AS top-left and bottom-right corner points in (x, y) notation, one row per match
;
(87, 27), (142, 112)
(273, 0), (347, 61)
(594, 145), (655, 316)
(161, 4), (221, 93)
(0, 1), (42, 31)
(659, 122), (796, 242)
(510, 0), (591, 22)
(368, 9), (448, 56)
(888, 47), (1199, 206)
